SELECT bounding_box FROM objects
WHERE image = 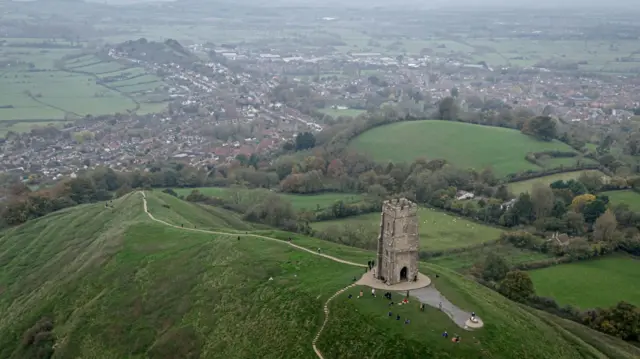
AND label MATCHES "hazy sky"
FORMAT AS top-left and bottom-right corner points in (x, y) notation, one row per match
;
(83, 0), (639, 8)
